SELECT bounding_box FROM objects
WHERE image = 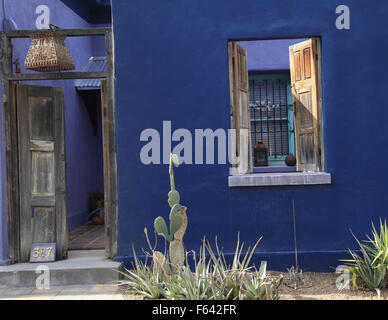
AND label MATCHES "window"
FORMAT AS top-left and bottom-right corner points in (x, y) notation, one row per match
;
(228, 38), (328, 184)
(249, 73), (295, 168)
